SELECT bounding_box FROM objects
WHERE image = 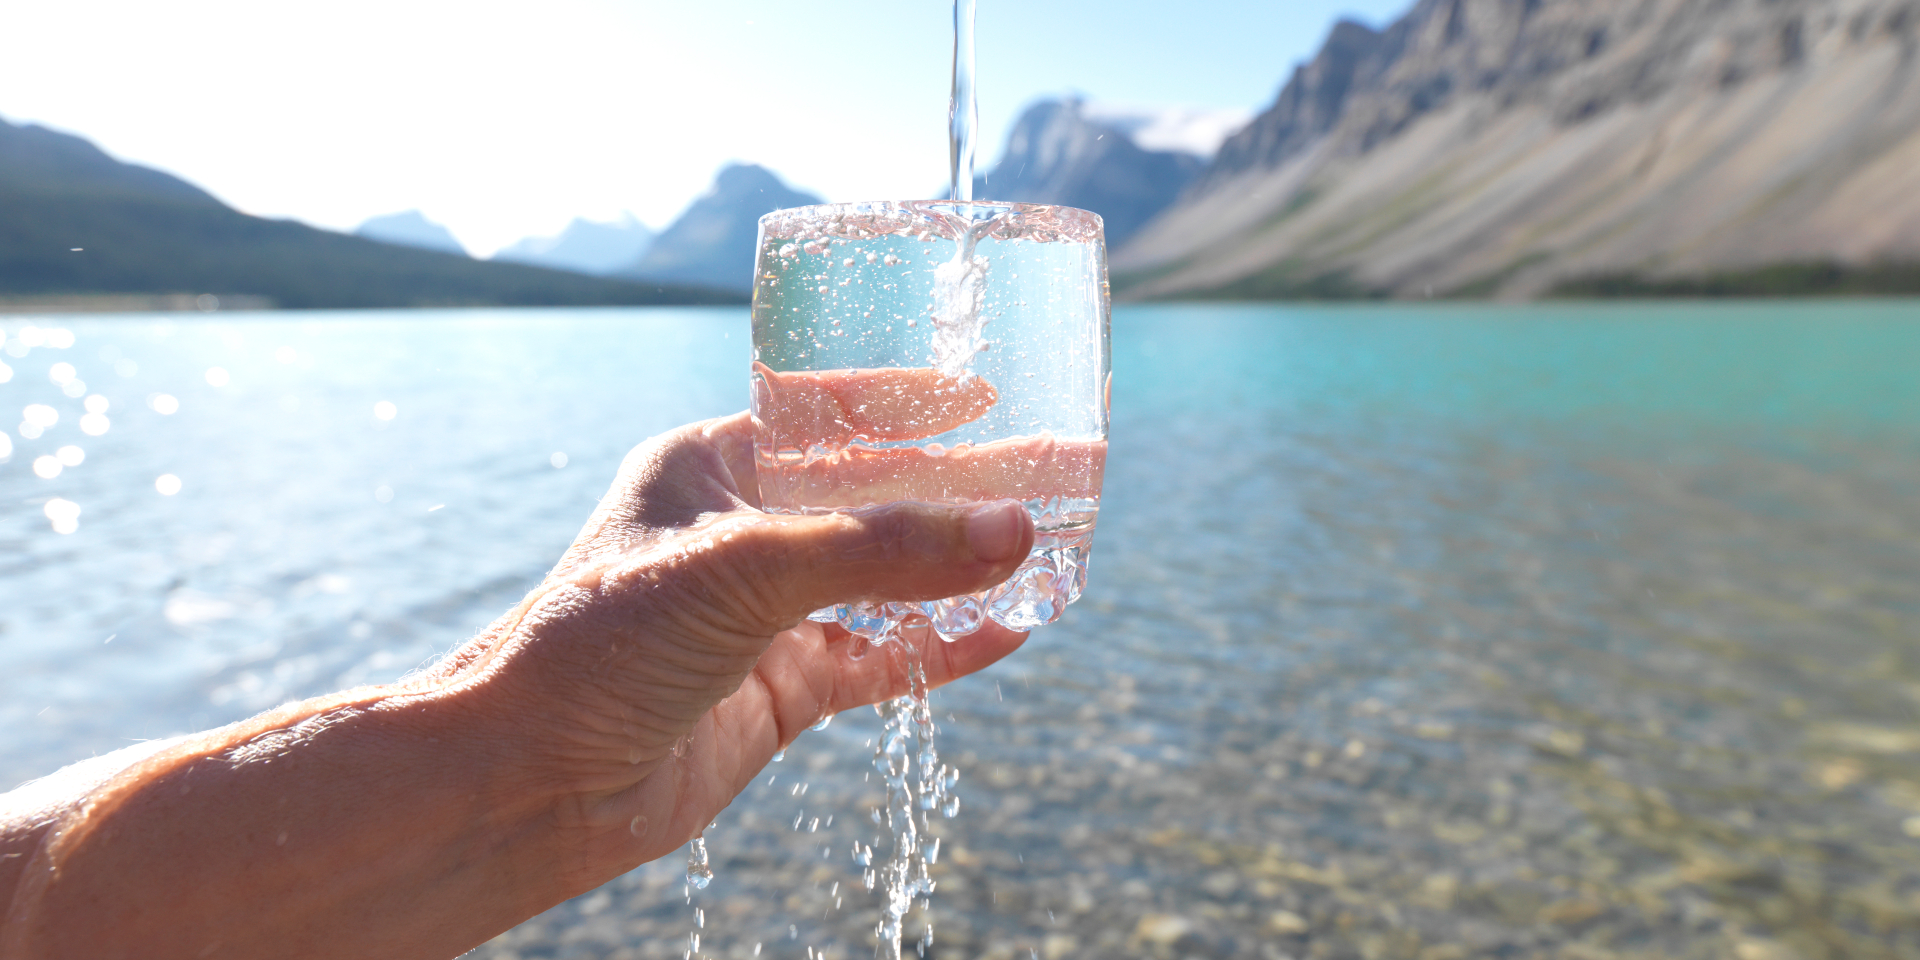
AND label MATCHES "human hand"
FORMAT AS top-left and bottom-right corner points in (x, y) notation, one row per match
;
(443, 411), (1034, 895)
(0, 409), (1033, 960)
